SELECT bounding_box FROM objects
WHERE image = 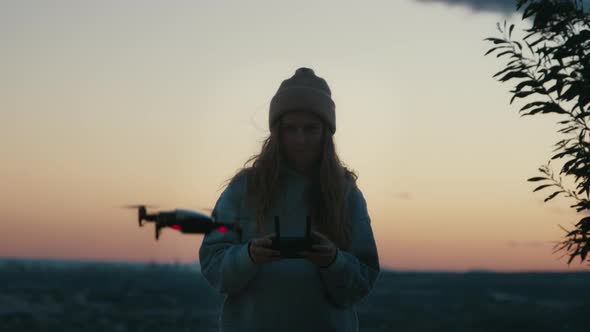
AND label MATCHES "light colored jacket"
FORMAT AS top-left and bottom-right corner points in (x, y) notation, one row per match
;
(198, 164), (380, 332)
